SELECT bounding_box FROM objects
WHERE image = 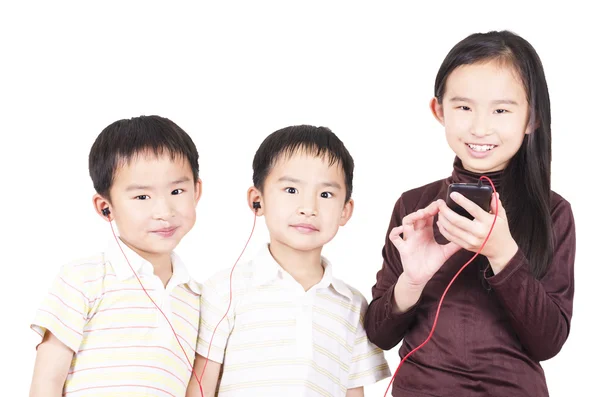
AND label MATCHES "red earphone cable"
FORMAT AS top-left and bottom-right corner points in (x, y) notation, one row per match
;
(108, 211), (257, 397)
(108, 222), (203, 394)
(199, 211), (258, 385)
(383, 176), (498, 396)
